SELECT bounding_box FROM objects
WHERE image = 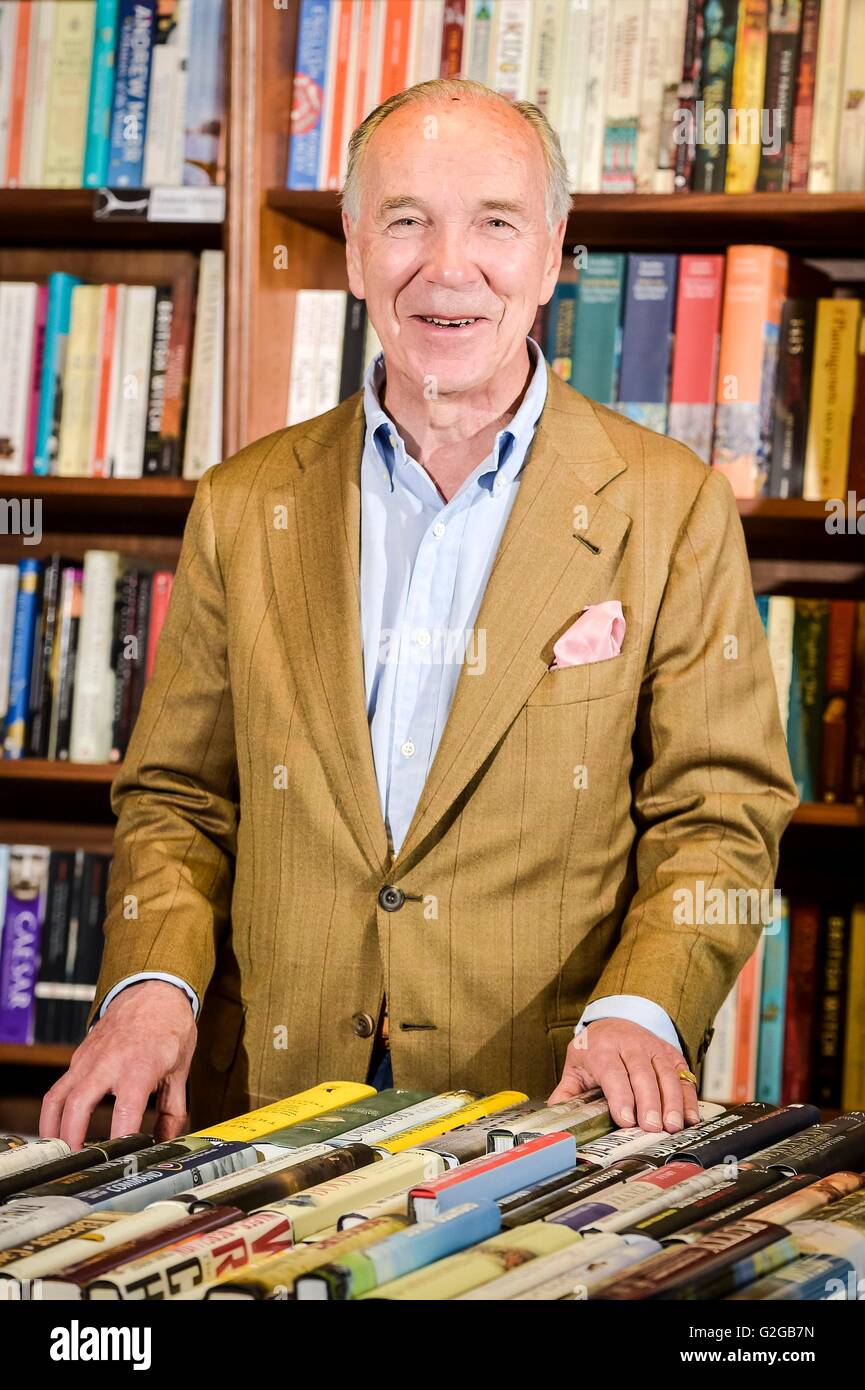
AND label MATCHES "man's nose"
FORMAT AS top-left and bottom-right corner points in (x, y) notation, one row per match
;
(420, 223), (480, 287)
